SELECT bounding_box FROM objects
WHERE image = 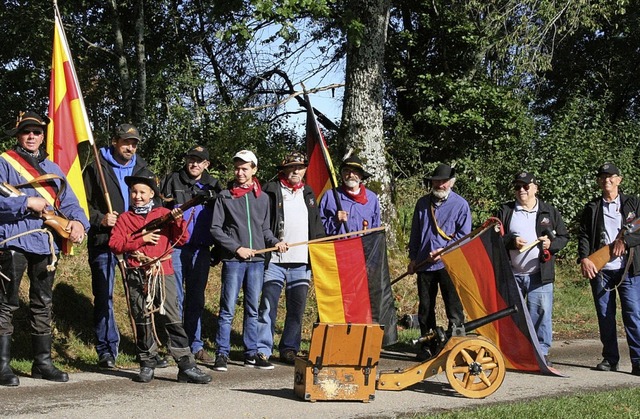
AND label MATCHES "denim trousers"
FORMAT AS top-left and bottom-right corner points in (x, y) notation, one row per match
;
(257, 263), (310, 357)
(514, 272), (554, 356)
(89, 249), (120, 358)
(172, 244), (212, 353)
(215, 261), (264, 357)
(416, 268), (464, 335)
(590, 269), (640, 365)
